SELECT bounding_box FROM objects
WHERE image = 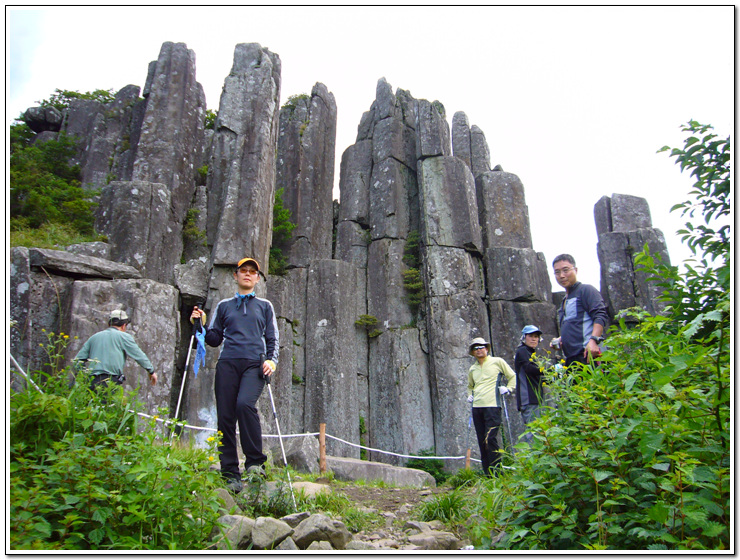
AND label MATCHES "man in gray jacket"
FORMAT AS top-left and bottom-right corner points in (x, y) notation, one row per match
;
(74, 309), (157, 389)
